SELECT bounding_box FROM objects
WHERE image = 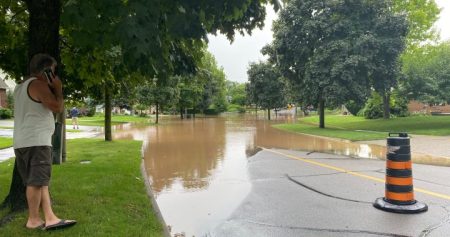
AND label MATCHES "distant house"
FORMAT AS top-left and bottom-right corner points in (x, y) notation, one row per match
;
(0, 79), (9, 108)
